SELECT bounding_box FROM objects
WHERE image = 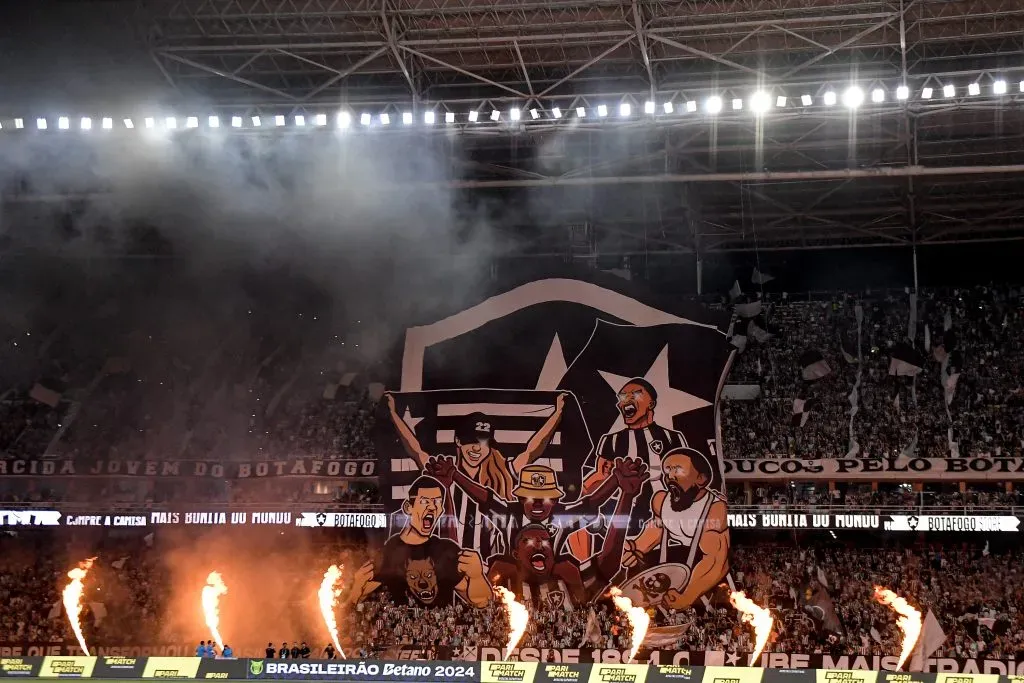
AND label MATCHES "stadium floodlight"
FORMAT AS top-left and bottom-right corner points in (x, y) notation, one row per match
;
(58, 117), (69, 130)
(922, 87), (933, 99)
(294, 115), (306, 126)
(231, 116), (242, 128)
(445, 111), (455, 124)
(664, 101), (675, 114)
(402, 112), (413, 125)
(360, 113), (371, 126)
(842, 86), (864, 108)
(968, 82), (980, 96)
(776, 95), (787, 107)
(510, 108), (520, 121)
(732, 98), (743, 111)
(942, 84), (955, 98)
(379, 113), (389, 125)
(551, 107), (562, 119)
(644, 101), (655, 114)
(871, 88), (885, 103)
(314, 113), (327, 126)
(123, 118), (134, 129)
(823, 91), (837, 106)
(186, 116), (199, 128)
(15, 118), (24, 129)
(993, 80), (1007, 94)
(750, 91), (771, 114)
(597, 104), (608, 117)
(576, 106), (586, 117)
(337, 112), (352, 128)
(208, 115), (220, 128)
(1018, 80), (1024, 93)
(424, 111), (435, 124)
(468, 110), (479, 122)
(274, 115), (285, 126)
(529, 108), (539, 119)
(705, 96), (723, 114)
(896, 85), (909, 100)
(686, 100), (697, 112)
(801, 94), (812, 106)
(252, 116), (262, 127)
(144, 117), (155, 129)
(82, 117), (93, 130)
(619, 103), (631, 117)
(37, 118), (47, 130)
(490, 109), (500, 121)
(166, 117), (178, 129)
(102, 117), (112, 130)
